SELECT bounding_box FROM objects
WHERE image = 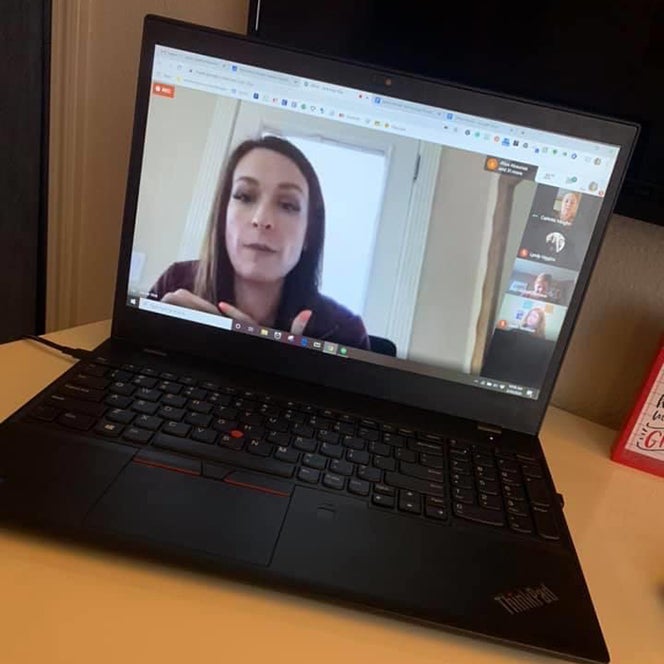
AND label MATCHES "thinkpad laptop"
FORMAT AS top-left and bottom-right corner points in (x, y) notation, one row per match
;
(0, 15), (637, 662)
